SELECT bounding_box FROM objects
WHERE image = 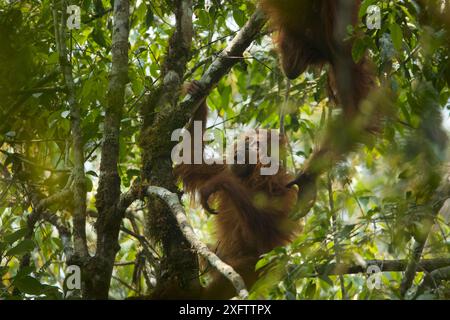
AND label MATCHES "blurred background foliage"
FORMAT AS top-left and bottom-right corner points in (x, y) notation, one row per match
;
(0, 0), (450, 299)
